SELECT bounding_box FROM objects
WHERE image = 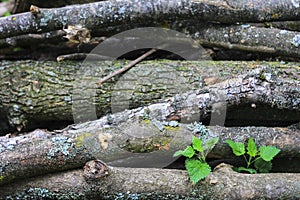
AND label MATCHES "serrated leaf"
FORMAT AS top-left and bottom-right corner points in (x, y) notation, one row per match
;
(247, 138), (257, 157)
(185, 159), (211, 184)
(254, 158), (272, 173)
(236, 167), (257, 174)
(192, 136), (203, 152)
(204, 137), (219, 151)
(225, 140), (245, 156)
(173, 146), (195, 158)
(259, 146), (280, 161)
